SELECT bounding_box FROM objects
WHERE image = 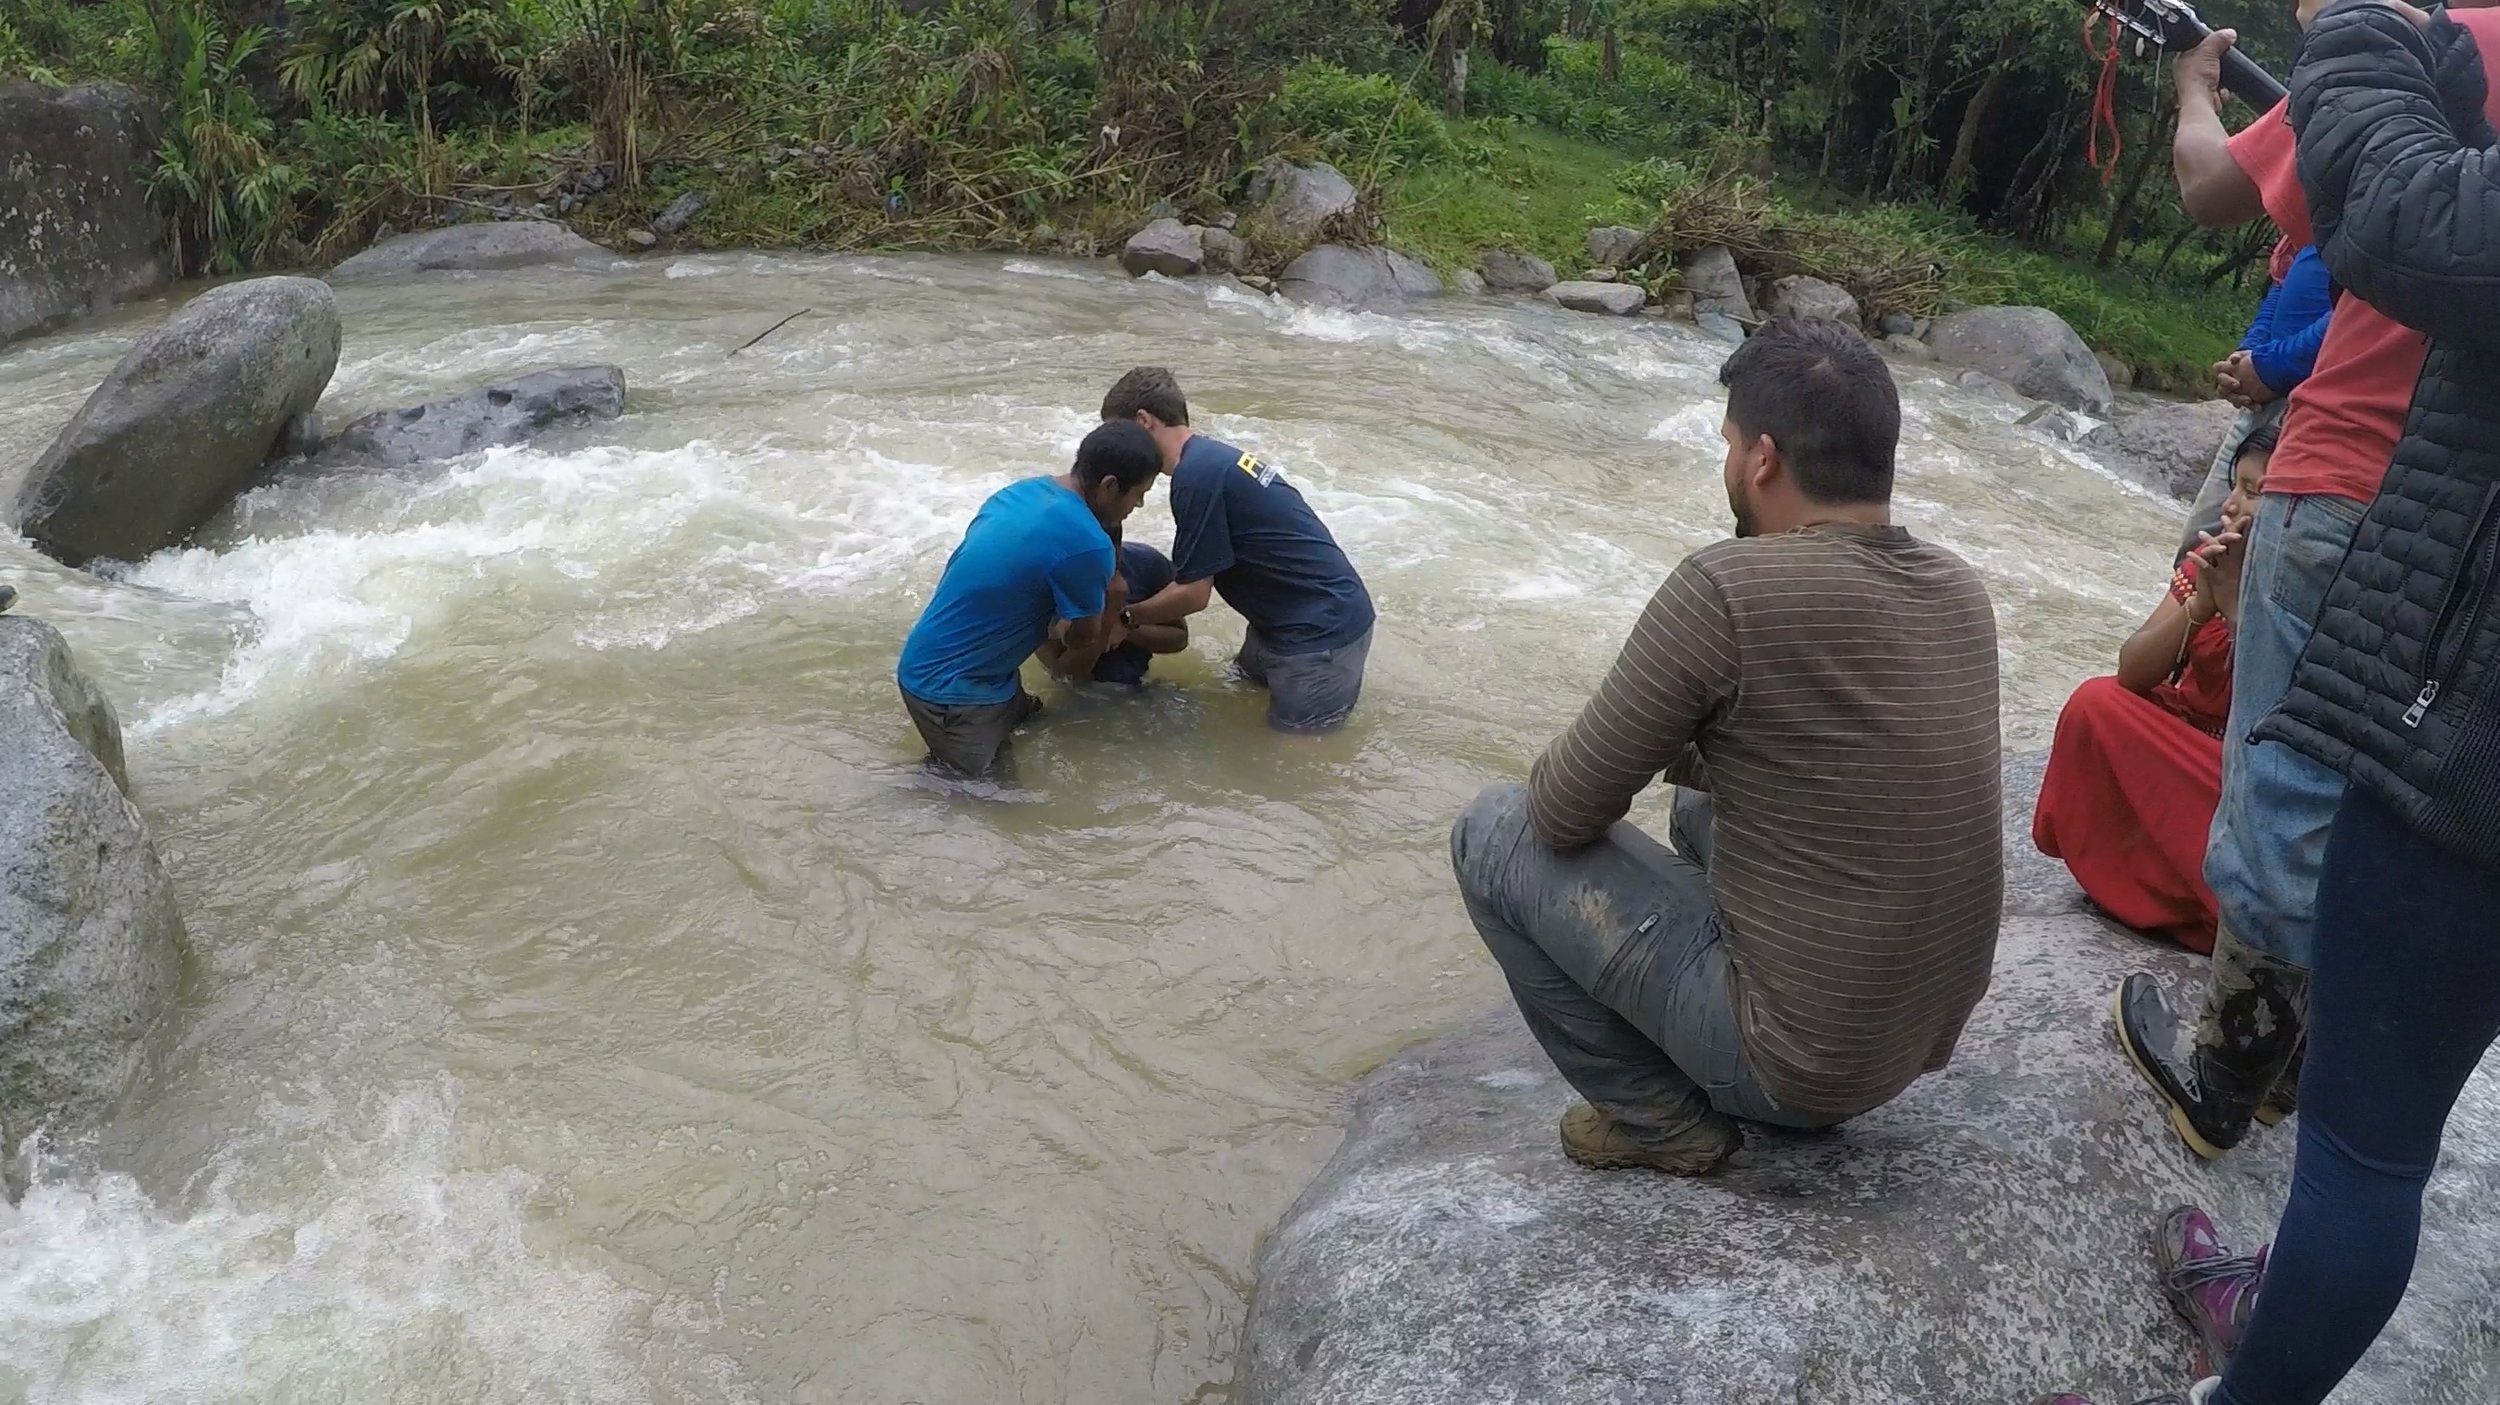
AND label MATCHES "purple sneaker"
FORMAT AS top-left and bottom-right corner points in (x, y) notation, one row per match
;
(2154, 1206), (2266, 1371)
